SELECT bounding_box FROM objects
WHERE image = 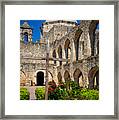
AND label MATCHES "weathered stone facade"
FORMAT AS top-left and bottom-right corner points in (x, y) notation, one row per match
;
(20, 20), (99, 89)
